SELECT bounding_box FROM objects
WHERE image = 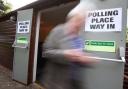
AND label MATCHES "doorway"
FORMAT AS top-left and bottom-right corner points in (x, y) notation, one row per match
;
(34, 1), (78, 86)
